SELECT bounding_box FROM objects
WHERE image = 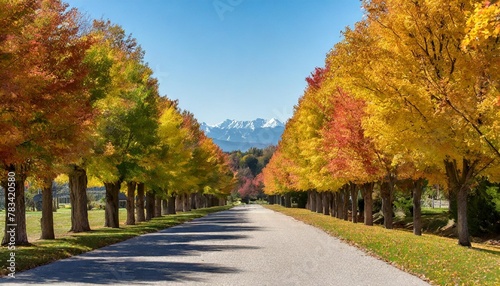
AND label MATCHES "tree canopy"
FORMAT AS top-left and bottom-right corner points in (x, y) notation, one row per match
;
(262, 0), (500, 247)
